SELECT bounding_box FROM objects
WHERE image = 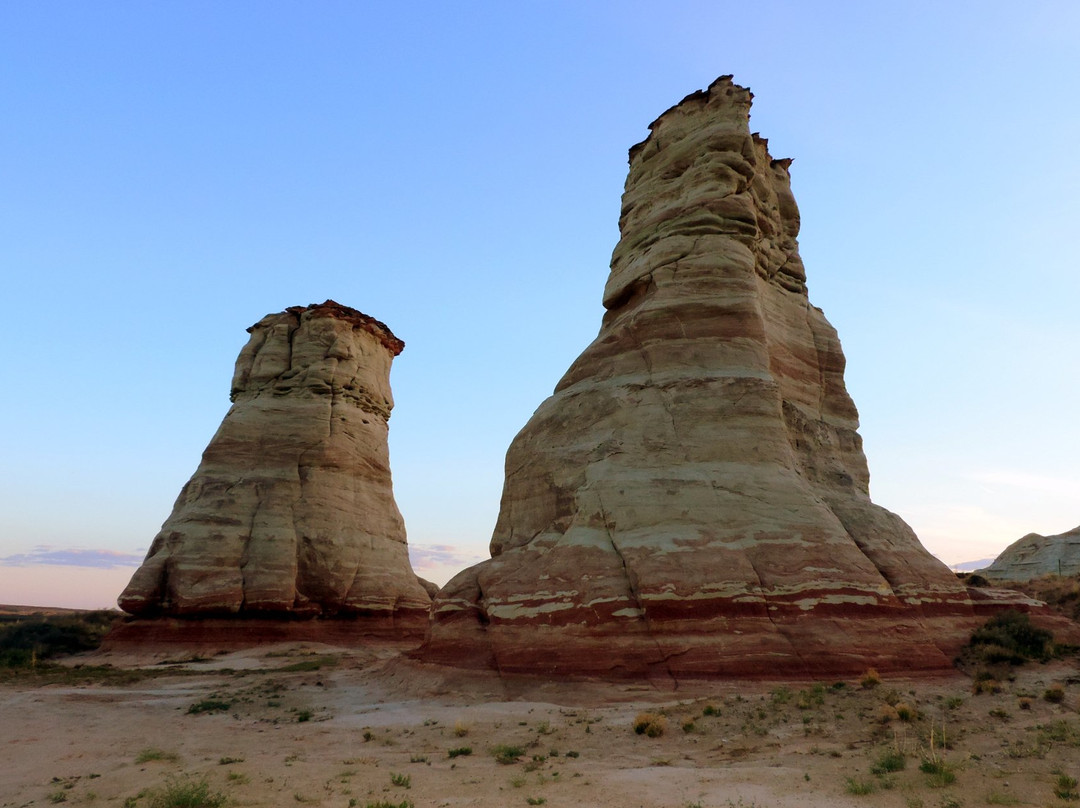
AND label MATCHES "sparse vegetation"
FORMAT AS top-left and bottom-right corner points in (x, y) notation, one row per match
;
(492, 745), (525, 764)
(1044, 685), (1066, 704)
(389, 772), (410, 788)
(845, 776), (876, 794)
(961, 610), (1056, 669)
(860, 668), (882, 689)
(632, 712), (667, 737)
(871, 750), (906, 774)
(919, 759), (957, 787)
(0, 610), (119, 669)
(187, 699), (232, 715)
(135, 748), (179, 763)
(146, 777), (227, 808)
(1056, 774), (1080, 800)
(447, 747), (472, 758)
